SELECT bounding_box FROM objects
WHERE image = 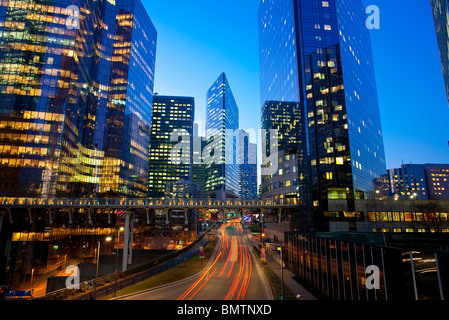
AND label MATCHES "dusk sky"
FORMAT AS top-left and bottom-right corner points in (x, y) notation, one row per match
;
(141, 0), (449, 170)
